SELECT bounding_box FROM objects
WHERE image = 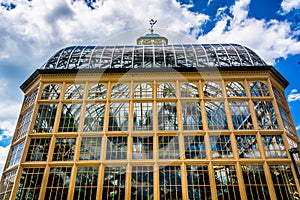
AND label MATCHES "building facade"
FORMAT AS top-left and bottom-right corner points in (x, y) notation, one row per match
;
(1, 33), (300, 200)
